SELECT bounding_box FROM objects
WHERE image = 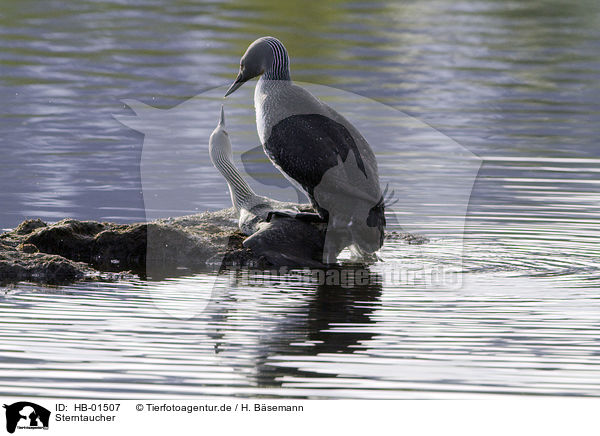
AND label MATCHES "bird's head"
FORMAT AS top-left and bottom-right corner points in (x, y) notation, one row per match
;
(209, 106), (233, 163)
(224, 36), (289, 97)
